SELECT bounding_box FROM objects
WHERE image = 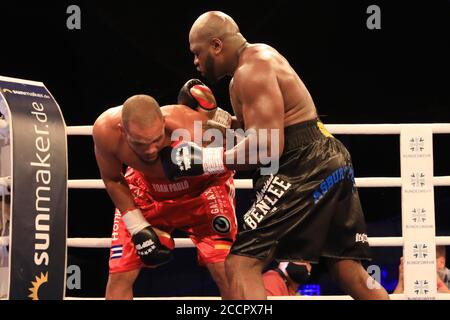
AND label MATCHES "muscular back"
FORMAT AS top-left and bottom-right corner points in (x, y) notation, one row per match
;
(230, 44), (318, 128)
(93, 104), (209, 180)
